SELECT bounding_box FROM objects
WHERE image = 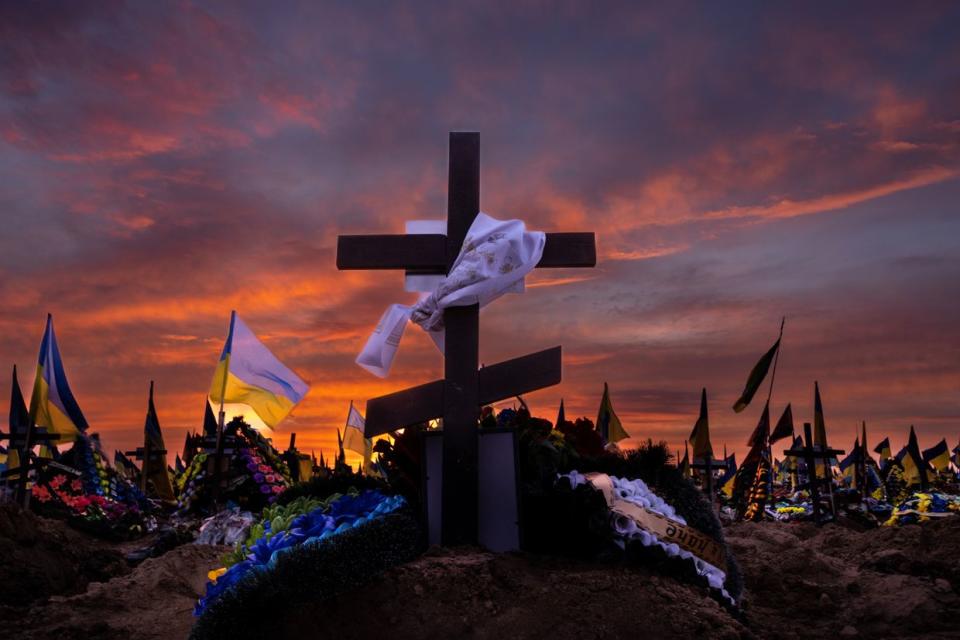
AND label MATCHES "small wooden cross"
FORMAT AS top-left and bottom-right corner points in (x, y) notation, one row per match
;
(784, 422), (844, 522)
(336, 132), (596, 545)
(1, 426), (61, 505)
(123, 443), (169, 493)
